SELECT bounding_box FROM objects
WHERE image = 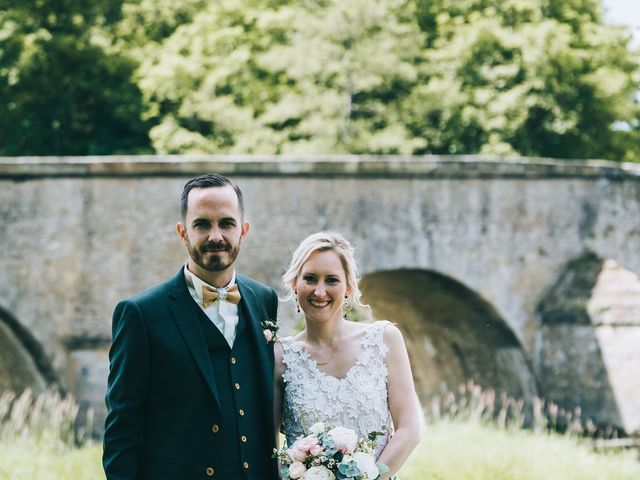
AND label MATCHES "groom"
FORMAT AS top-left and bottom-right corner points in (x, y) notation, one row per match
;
(103, 173), (279, 479)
